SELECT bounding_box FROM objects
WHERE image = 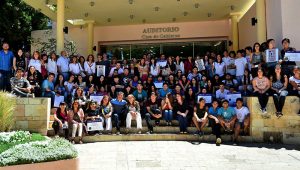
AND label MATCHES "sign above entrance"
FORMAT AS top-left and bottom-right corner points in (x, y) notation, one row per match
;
(141, 26), (181, 40)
